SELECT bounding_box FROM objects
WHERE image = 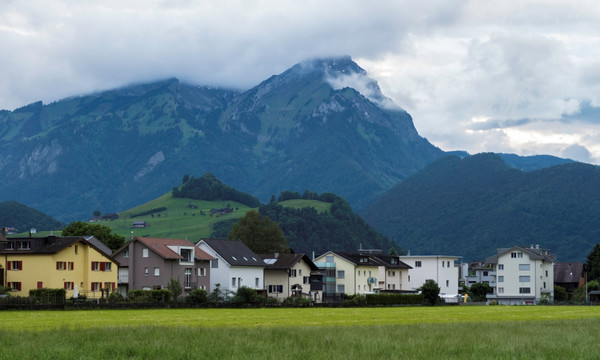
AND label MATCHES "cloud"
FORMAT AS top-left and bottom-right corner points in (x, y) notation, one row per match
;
(562, 144), (592, 163)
